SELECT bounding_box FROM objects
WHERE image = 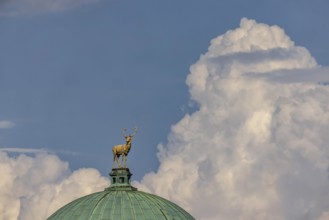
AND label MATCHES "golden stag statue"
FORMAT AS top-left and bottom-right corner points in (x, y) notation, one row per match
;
(112, 127), (138, 168)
